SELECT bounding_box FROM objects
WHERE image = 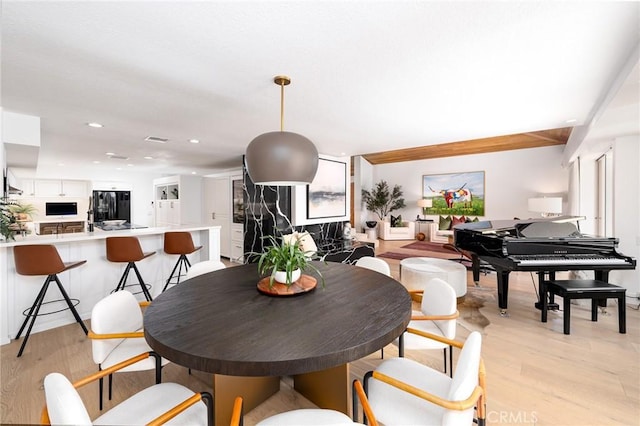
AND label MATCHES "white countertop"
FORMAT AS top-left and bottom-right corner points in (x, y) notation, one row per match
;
(0, 224), (221, 247)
